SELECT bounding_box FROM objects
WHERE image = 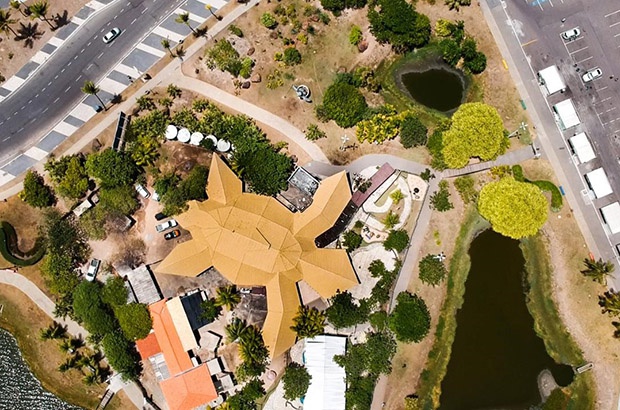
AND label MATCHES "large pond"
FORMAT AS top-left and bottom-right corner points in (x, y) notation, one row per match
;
(398, 66), (465, 112)
(0, 328), (82, 410)
(439, 230), (574, 409)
